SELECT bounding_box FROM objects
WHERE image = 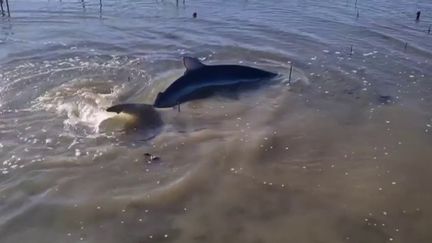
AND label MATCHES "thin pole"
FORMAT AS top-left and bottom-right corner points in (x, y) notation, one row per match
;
(5, 0), (10, 17)
(288, 64), (293, 83)
(0, 0), (5, 17)
(99, 0), (102, 19)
